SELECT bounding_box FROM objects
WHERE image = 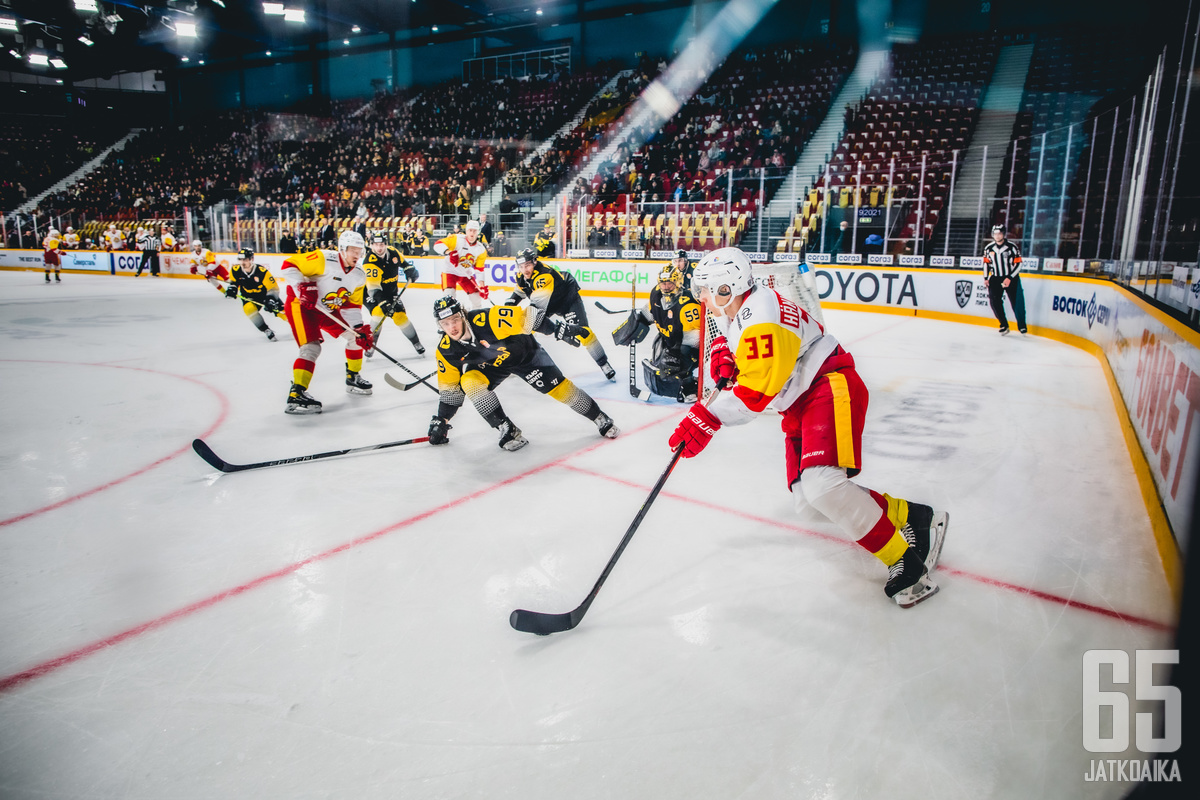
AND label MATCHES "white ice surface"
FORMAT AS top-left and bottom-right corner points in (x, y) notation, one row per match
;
(0, 271), (1176, 799)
